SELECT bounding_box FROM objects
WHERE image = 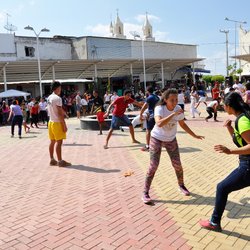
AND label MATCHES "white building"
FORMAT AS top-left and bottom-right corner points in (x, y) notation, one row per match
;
(0, 13), (203, 97)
